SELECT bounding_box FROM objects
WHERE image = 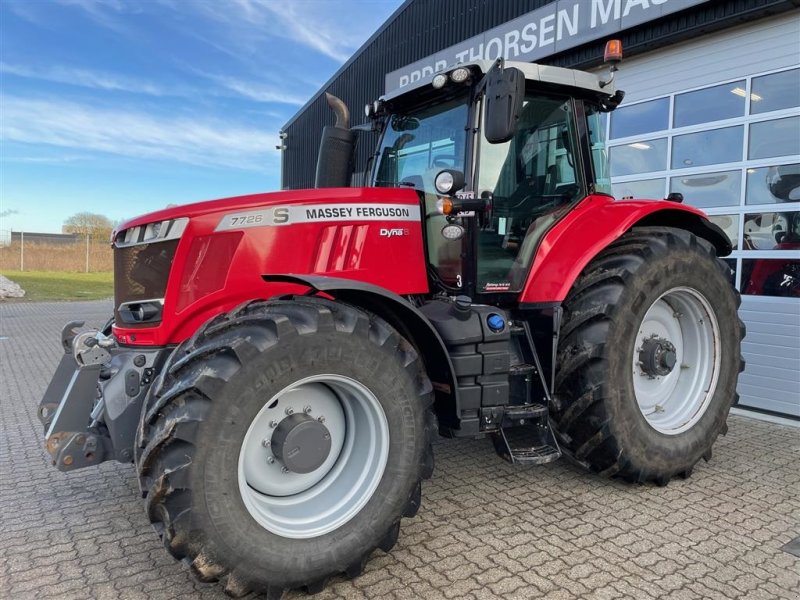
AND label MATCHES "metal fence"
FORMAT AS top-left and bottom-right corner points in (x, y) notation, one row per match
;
(0, 232), (112, 272)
